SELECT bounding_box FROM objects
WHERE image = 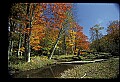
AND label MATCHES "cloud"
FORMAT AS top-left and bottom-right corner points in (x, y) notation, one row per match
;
(97, 18), (103, 24)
